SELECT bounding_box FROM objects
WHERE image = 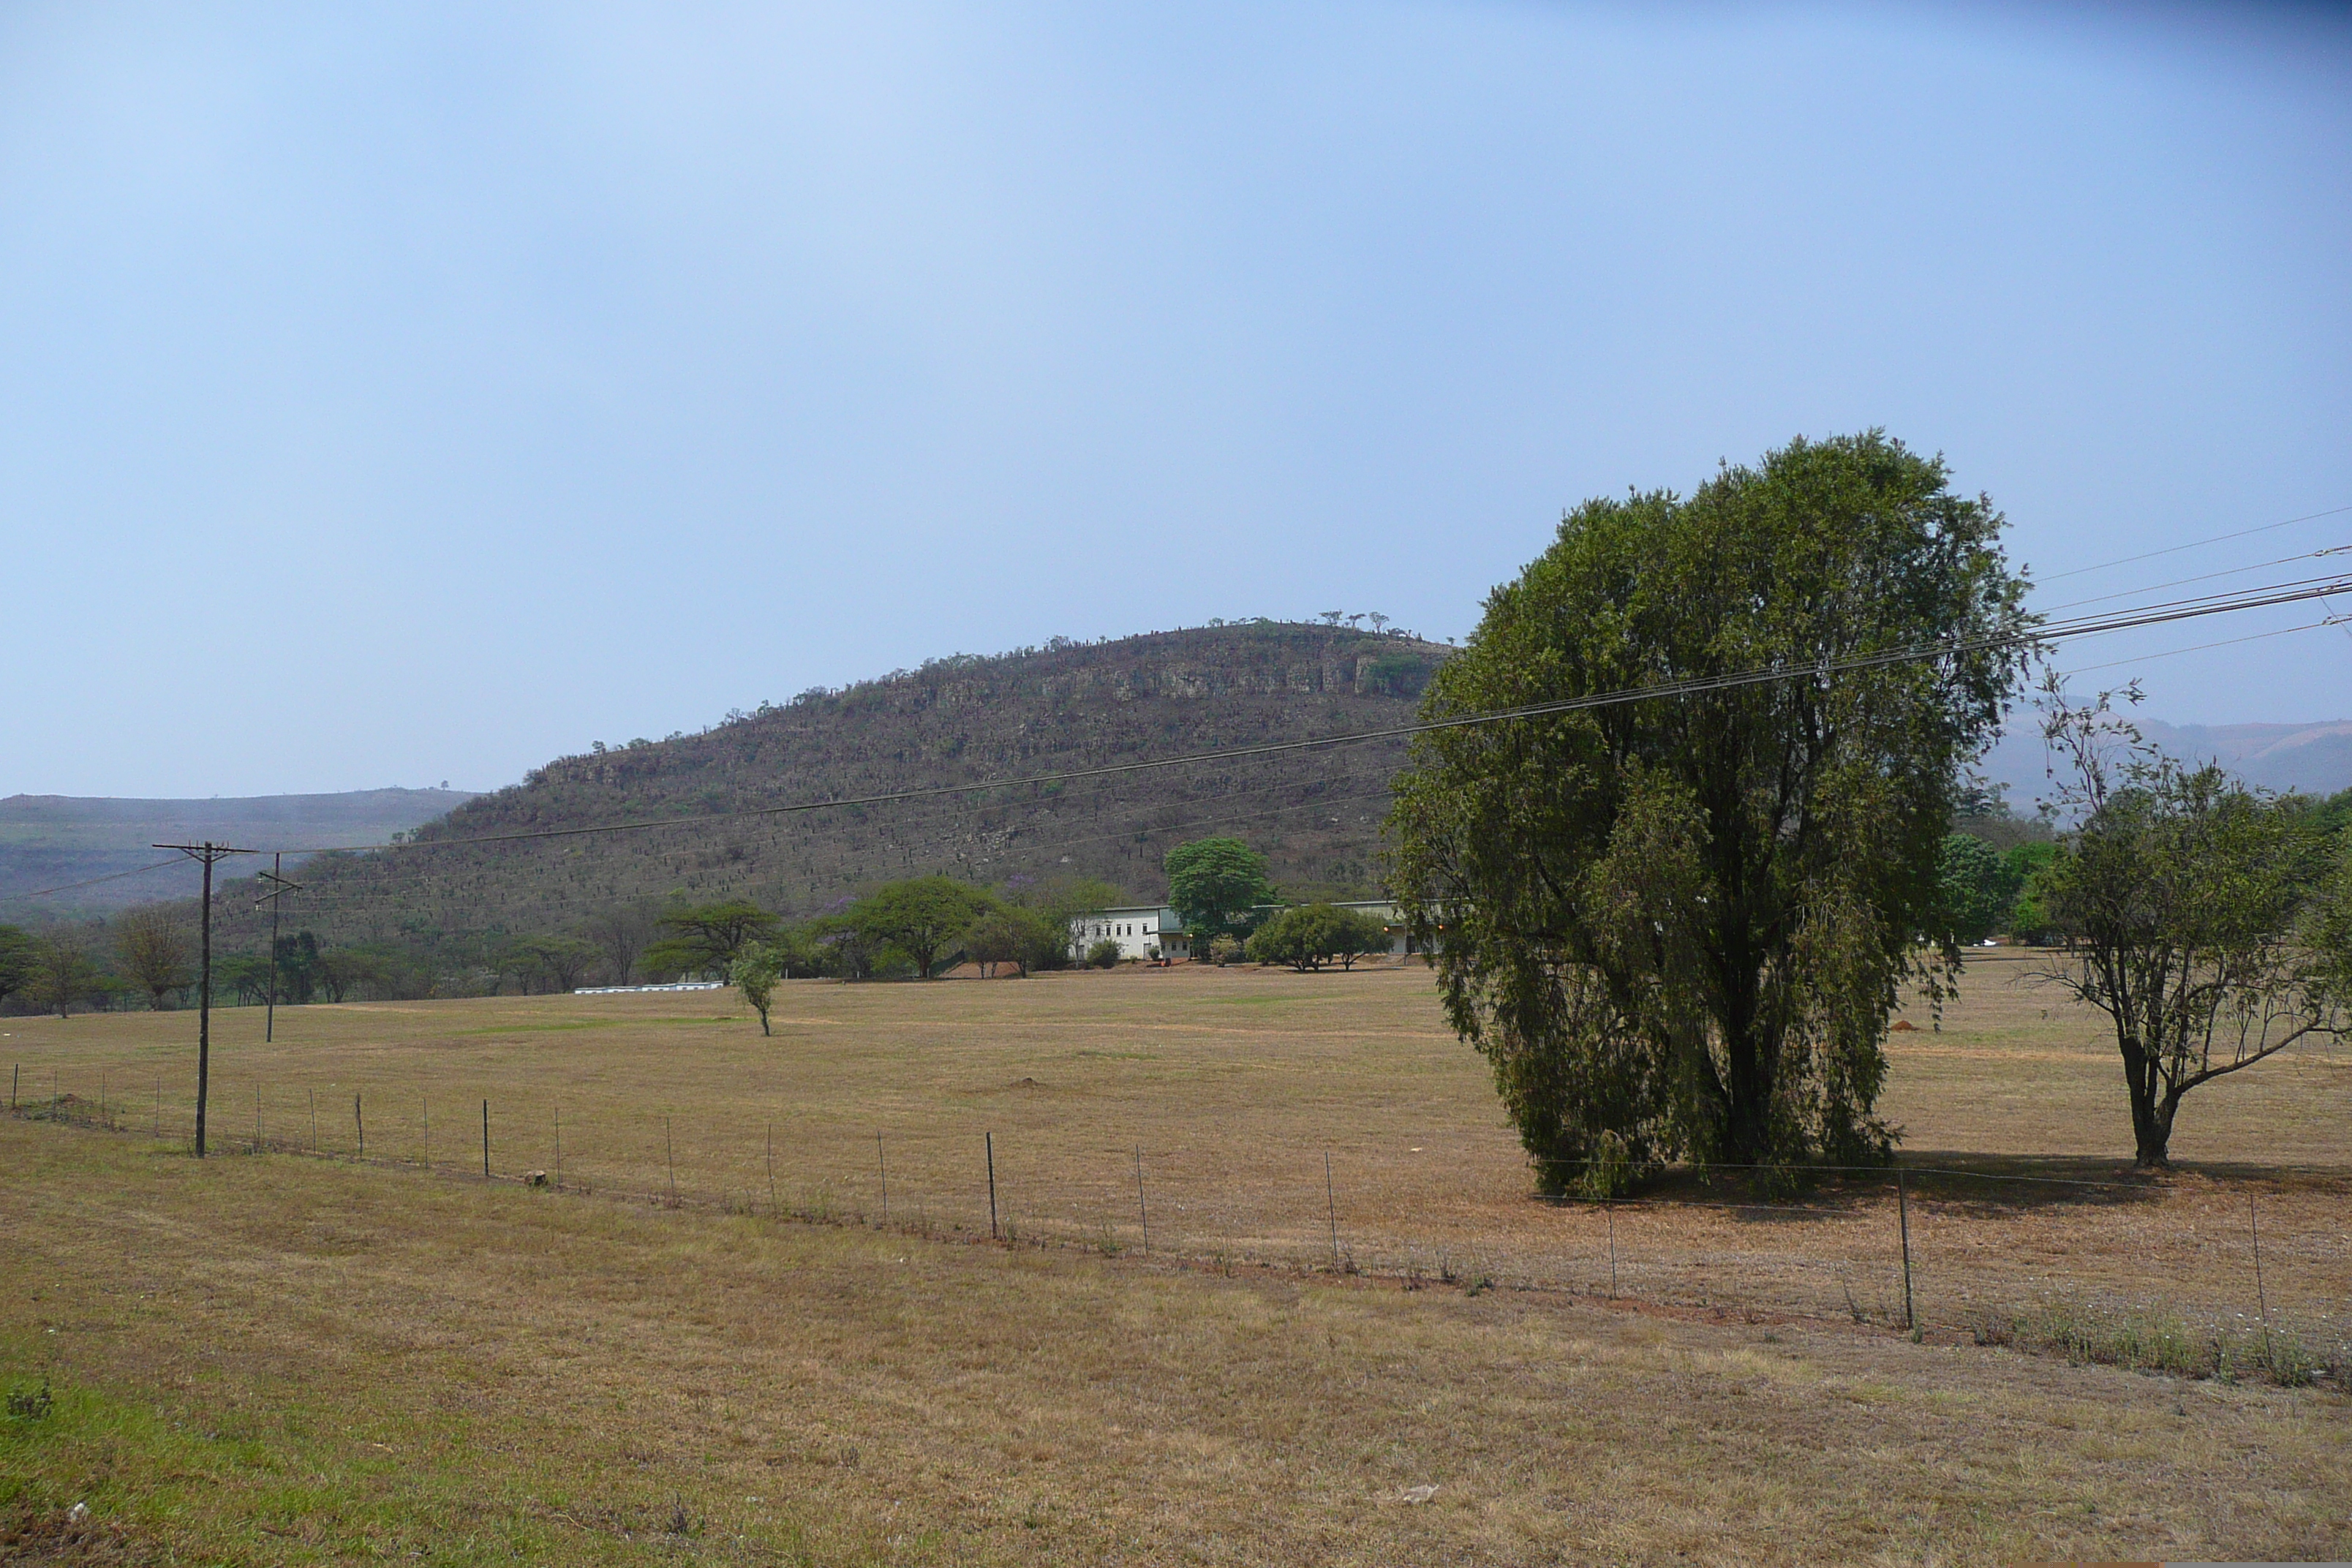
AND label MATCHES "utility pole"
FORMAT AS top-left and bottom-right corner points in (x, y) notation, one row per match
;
(154, 840), (257, 1158)
(255, 854), (303, 1044)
